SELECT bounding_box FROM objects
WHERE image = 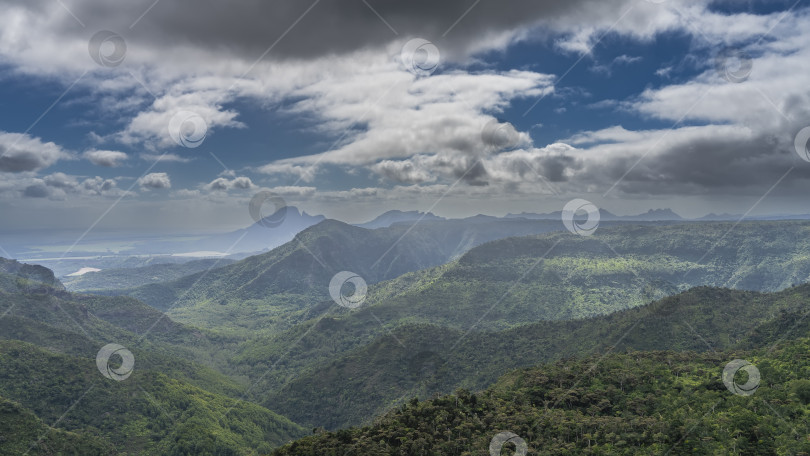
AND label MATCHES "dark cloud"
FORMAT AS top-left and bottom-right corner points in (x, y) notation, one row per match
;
(57, 0), (638, 61)
(0, 133), (66, 172)
(576, 129), (810, 196)
(23, 184), (49, 198)
(538, 154), (580, 182)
